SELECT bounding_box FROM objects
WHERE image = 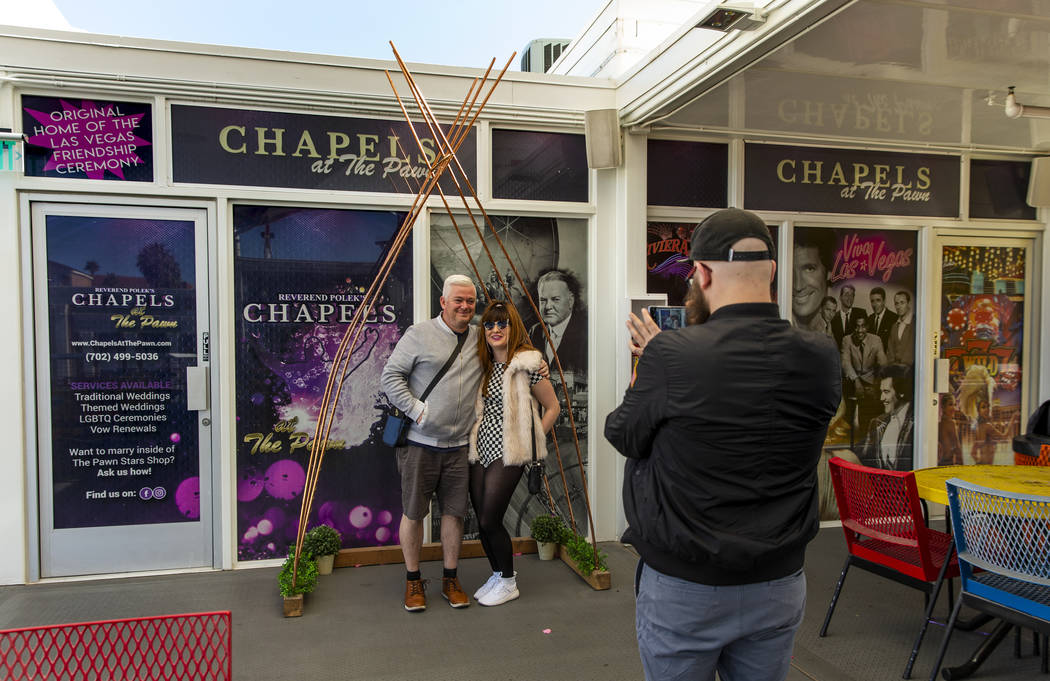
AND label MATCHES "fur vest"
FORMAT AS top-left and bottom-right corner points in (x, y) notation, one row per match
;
(468, 349), (547, 466)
